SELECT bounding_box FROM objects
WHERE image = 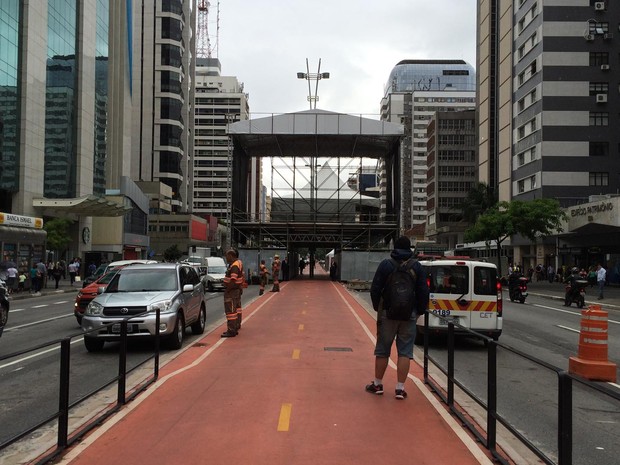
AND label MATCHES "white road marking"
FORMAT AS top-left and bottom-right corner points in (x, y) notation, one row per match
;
(608, 382), (620, 389)
(54, 301), (70, 304)
(556, 325), (579, 333)
(8, 308), (26, 313)
(532, 304), (620, 325)
(32, 304), (48, 308)
(0, 338), (83, 370)
(5, 314), (74, 331)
